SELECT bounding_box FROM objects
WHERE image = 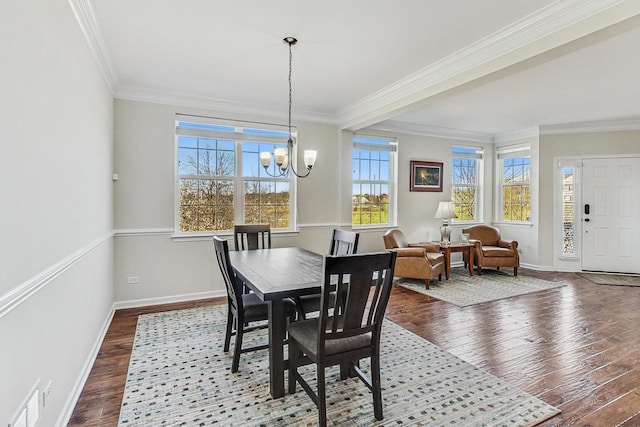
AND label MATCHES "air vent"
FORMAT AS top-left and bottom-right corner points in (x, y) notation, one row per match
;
(9, 383), (39, 427)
